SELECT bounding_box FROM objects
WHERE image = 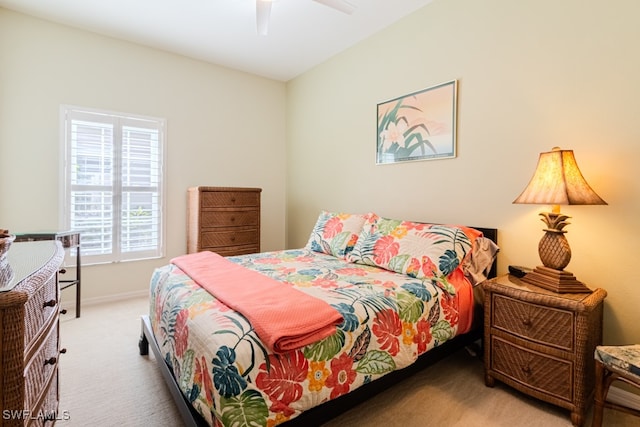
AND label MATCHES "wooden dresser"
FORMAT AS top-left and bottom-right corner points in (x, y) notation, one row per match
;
(187, 187), (262, 256)
(1, 241), (65, 426)
(483, 274), (607, 427)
